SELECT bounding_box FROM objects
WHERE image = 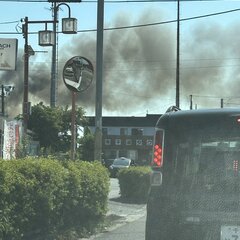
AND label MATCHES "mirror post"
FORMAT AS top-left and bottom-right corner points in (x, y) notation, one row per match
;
(62, 56), (94, 161)
(71, 91), (76, 160)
